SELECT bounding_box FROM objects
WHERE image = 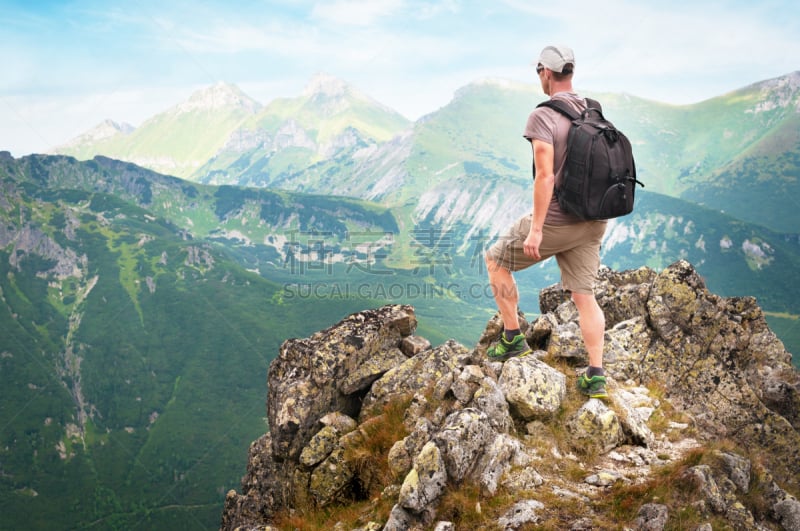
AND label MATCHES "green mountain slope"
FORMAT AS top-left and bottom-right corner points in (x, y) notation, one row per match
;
(603, 73), (800, 233)
(54, 82), (262, 180)
(685, 106), (800, 234)
(0, 160), (391, 529)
